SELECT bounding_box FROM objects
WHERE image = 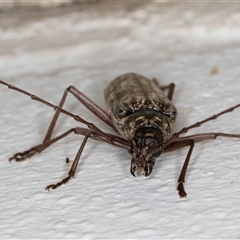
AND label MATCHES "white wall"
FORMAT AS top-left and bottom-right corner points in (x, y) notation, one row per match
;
(0, 3), (240, 238)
